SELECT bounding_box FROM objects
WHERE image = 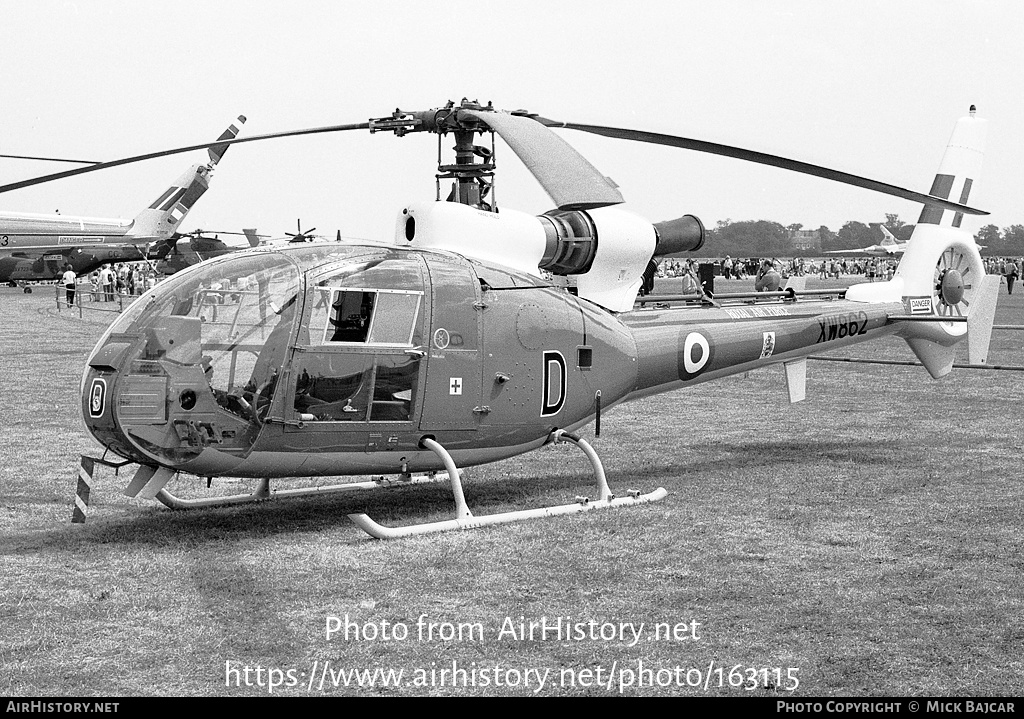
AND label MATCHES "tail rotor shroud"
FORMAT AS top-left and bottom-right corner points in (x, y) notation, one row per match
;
(934, 245), (974, 318)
